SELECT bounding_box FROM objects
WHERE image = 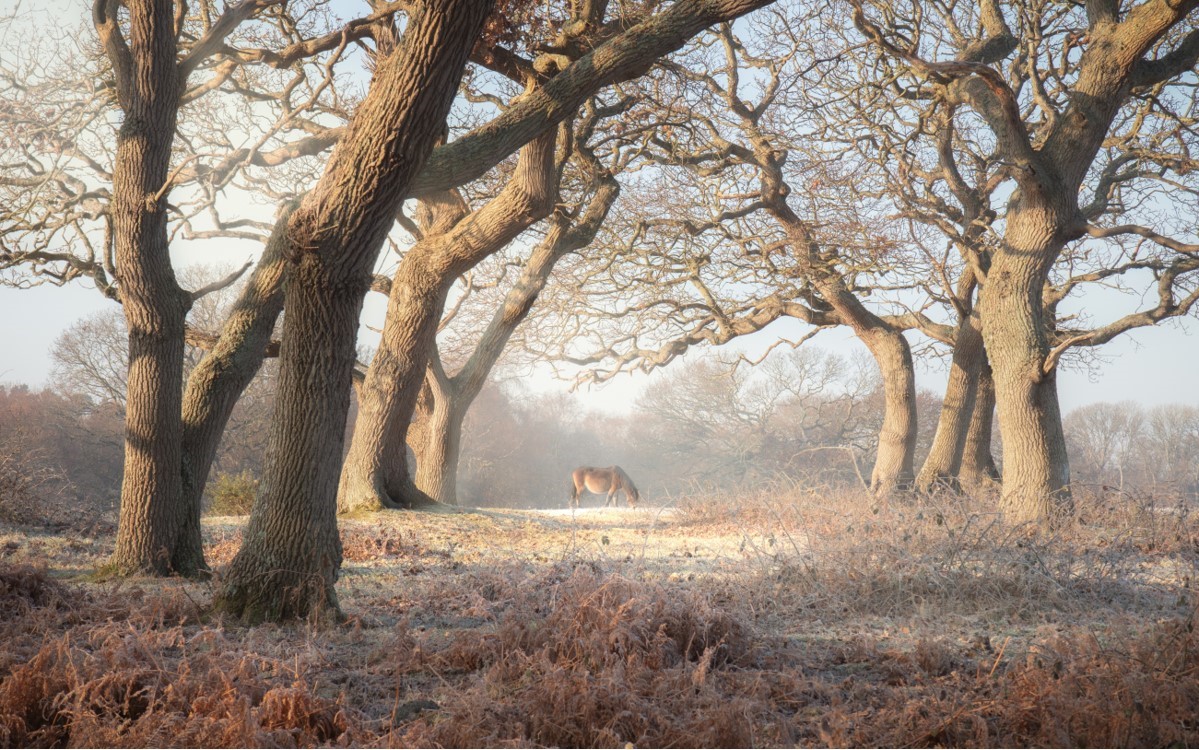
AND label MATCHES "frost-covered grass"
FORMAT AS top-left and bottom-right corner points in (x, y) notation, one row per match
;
(1, 486), (1196, 747)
